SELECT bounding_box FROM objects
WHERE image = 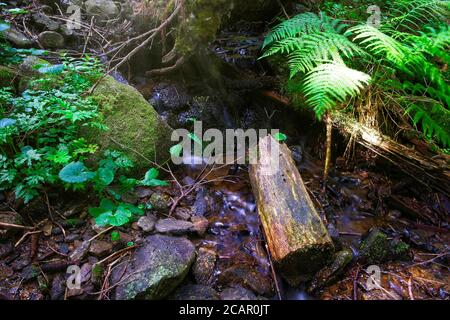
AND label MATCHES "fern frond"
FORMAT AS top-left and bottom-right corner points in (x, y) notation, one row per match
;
(406, 103), (450, 147)
(386, 0), (450, 33)
(347, 25), (409, 65)
(302, 63), (371, 118)
(262, 12), (347, 48)
(263, 32), (365, 76)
